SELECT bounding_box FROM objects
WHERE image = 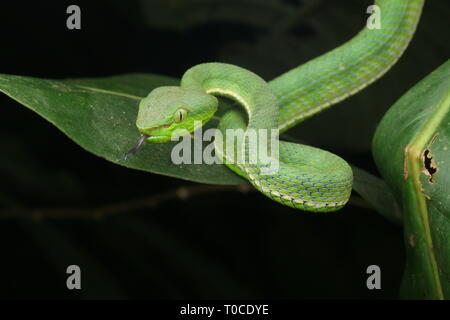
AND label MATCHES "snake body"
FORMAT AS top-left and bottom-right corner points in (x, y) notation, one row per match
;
(132, 0), (424, 212)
